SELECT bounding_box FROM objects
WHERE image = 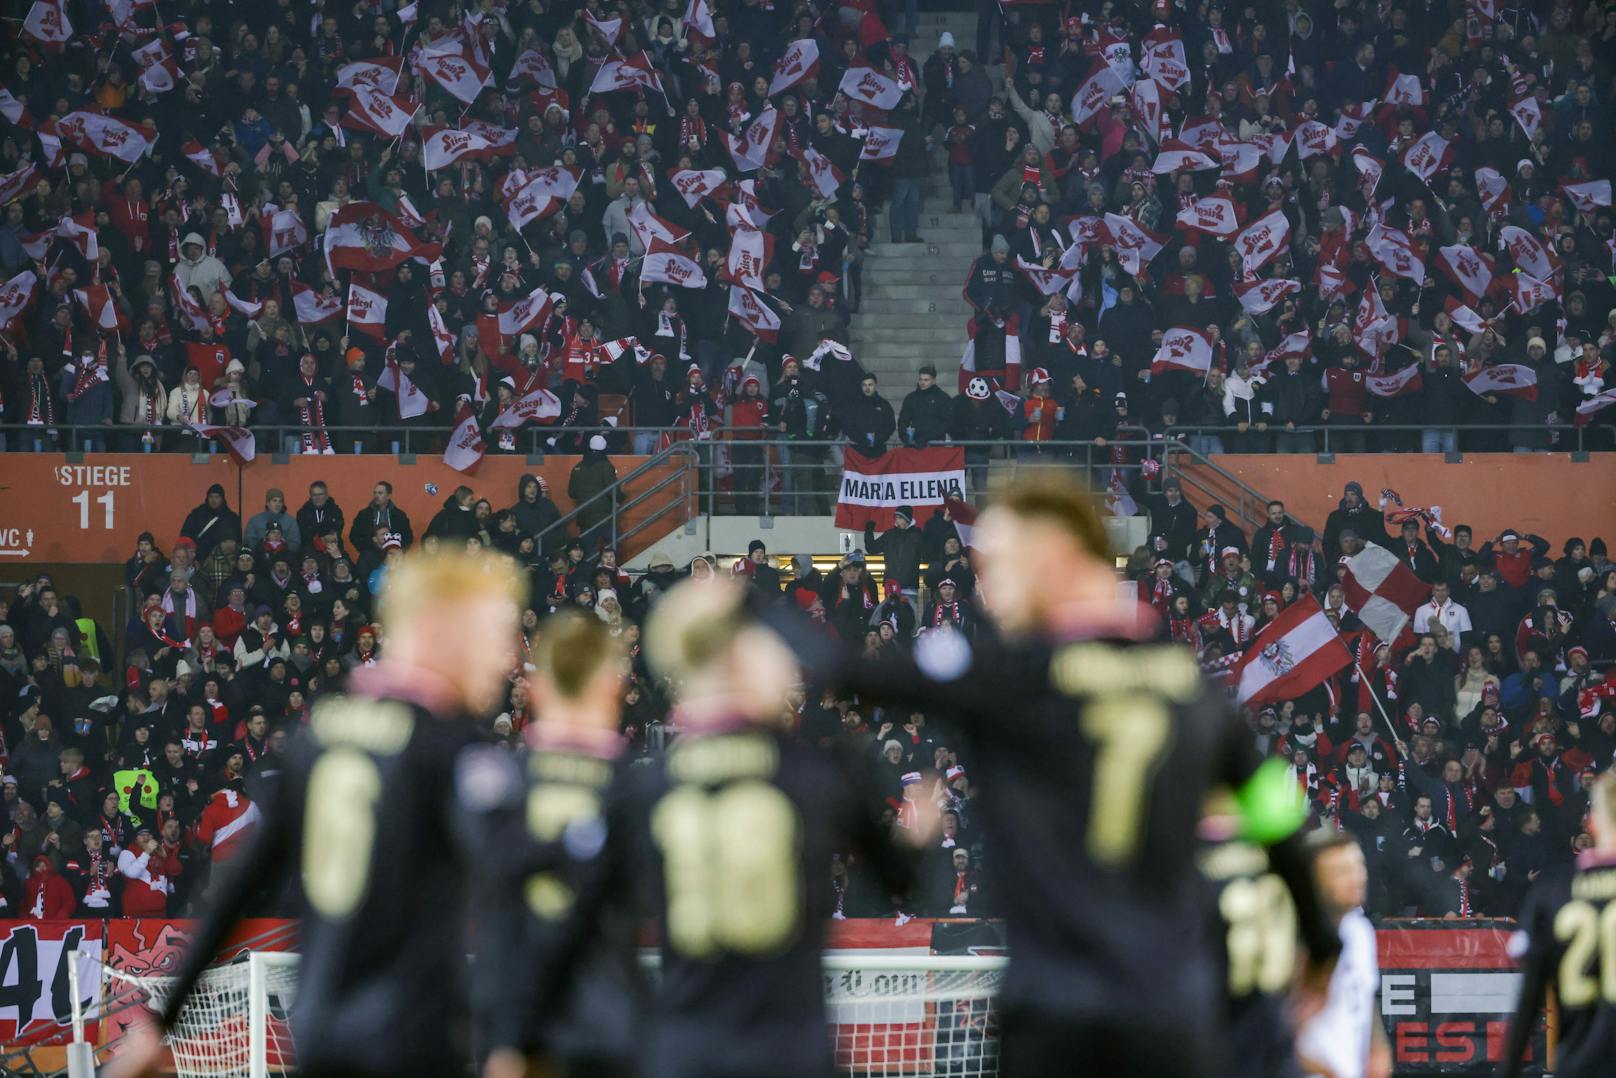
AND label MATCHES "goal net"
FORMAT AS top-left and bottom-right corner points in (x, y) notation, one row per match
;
(84, 951), (299, 1078)
(83, 951), (1005, 1078)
